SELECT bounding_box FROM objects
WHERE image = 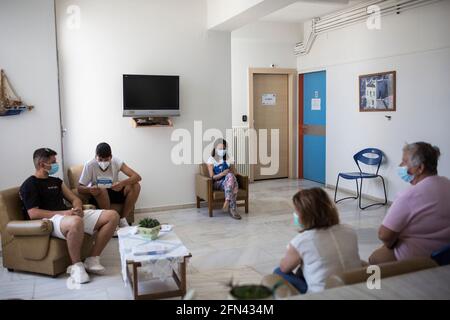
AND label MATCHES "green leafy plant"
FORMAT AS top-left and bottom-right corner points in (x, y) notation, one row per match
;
(139, 218), (160, 229)
(227, 279), (272, 300)
(138, 218), (161, 240)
